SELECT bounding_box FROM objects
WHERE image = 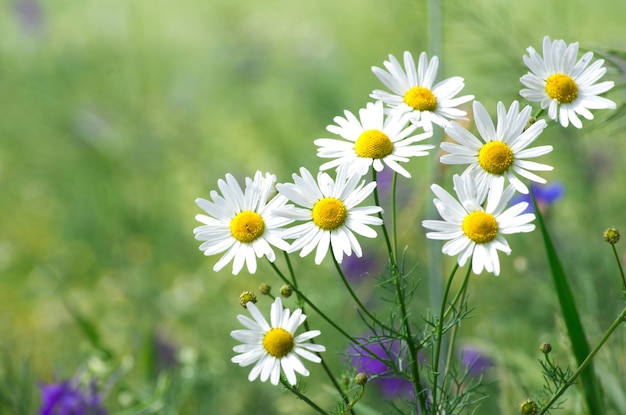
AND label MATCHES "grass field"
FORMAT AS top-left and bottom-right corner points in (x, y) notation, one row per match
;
(1, 0), (626, 413)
